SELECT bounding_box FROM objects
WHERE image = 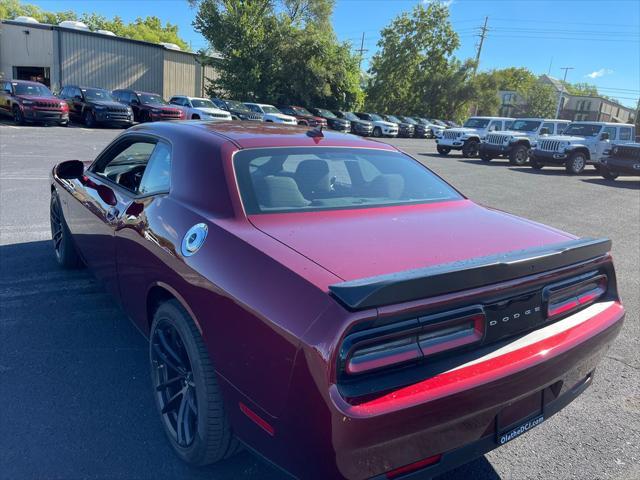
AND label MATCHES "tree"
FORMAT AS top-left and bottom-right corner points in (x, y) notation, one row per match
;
(522, 82), (557, 118)
(365, 2), (459, 115)
(0, 0), (189, 50)
(564, 82), (598, 96)
(191, 0), (362, 109)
